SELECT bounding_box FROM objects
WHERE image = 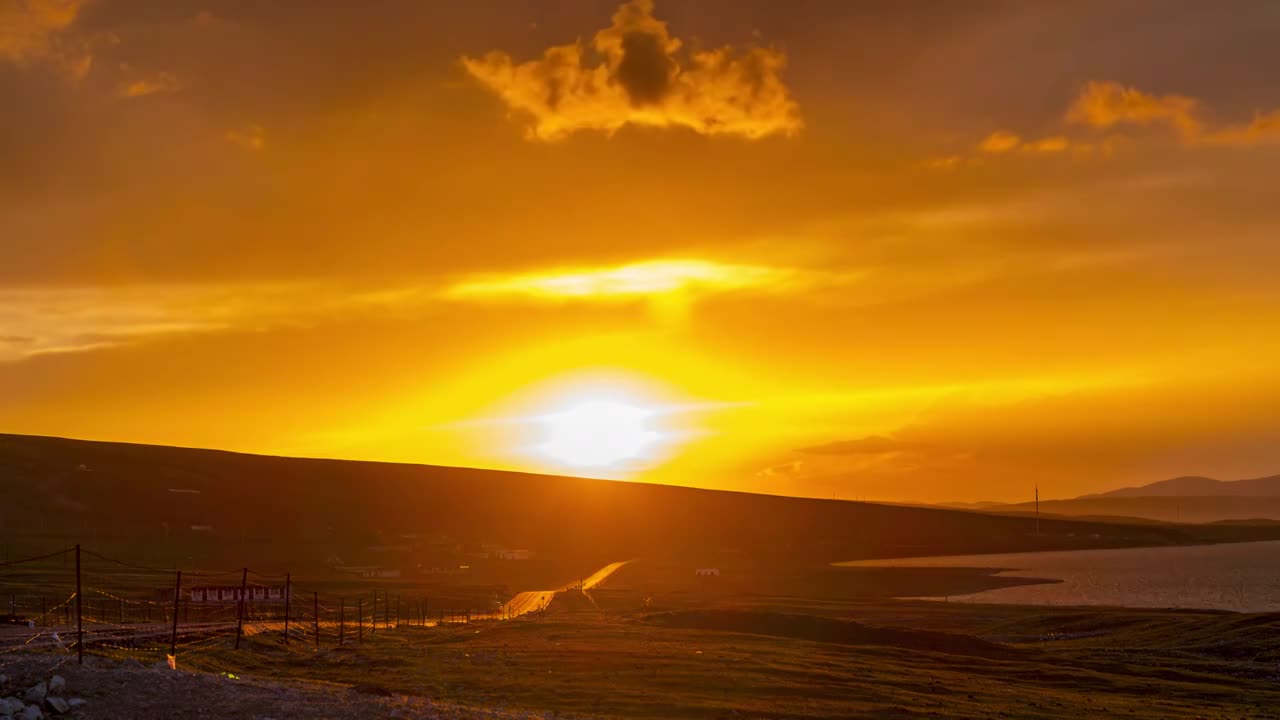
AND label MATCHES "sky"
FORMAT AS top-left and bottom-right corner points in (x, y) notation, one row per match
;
(3, 0), (1280, 503)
